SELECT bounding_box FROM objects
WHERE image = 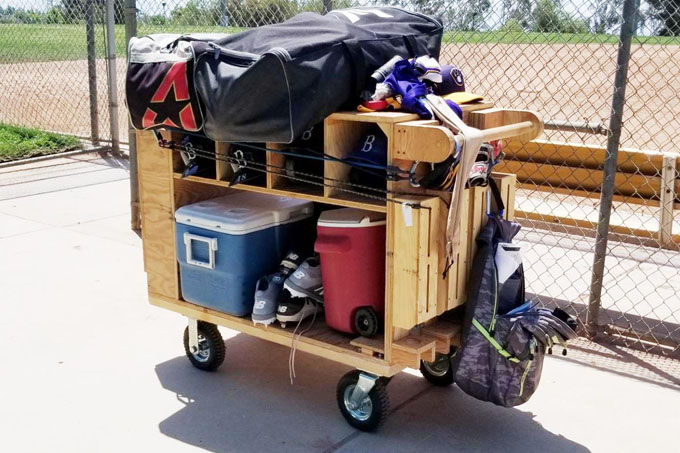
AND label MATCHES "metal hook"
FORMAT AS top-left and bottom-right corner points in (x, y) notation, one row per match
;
(409, 161), (421, 187)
